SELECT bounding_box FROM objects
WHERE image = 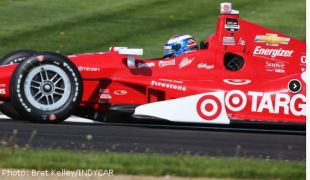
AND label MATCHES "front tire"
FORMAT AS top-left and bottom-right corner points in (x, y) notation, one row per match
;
(10, 52), (83, 123)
